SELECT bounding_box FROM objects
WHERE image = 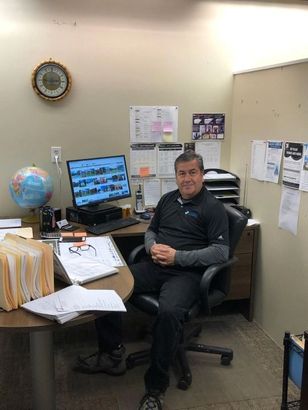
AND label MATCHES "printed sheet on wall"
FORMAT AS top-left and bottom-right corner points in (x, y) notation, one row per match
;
(130, 106), (178, 143)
